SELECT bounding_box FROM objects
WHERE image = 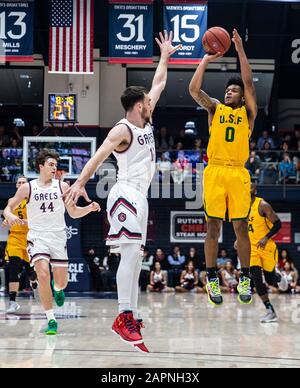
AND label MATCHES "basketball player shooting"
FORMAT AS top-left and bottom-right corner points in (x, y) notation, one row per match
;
(63, 31), (181, 353)
(189, 29), (257, 306)
(3, 150), (100, 335)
